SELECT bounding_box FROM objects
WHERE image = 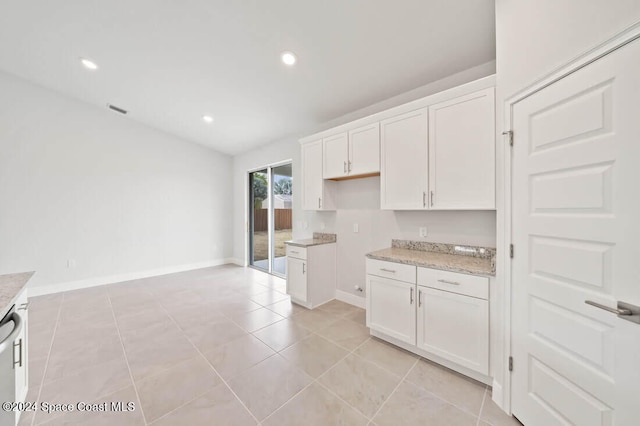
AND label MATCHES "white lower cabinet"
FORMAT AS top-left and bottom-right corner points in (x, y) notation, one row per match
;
(416, 286), (489, 375)
(15, 290), (28, 415)
(366, 258), (490, 380)
(286, 243), (336, 309)
(286, 257), (308, 302)
(366, 275), (416, 345)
